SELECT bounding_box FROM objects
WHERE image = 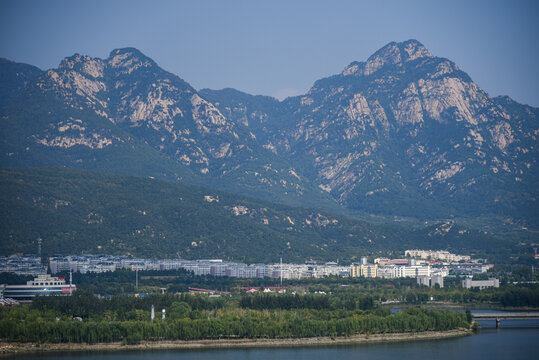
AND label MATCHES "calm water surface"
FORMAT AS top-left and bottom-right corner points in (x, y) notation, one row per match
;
(12, 317), (539, 360)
